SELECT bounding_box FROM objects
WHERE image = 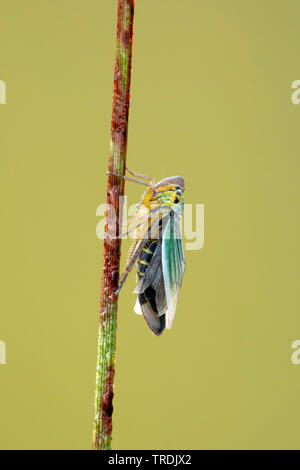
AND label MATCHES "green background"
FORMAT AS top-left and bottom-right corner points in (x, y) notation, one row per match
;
(0, 0), (300, 450)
